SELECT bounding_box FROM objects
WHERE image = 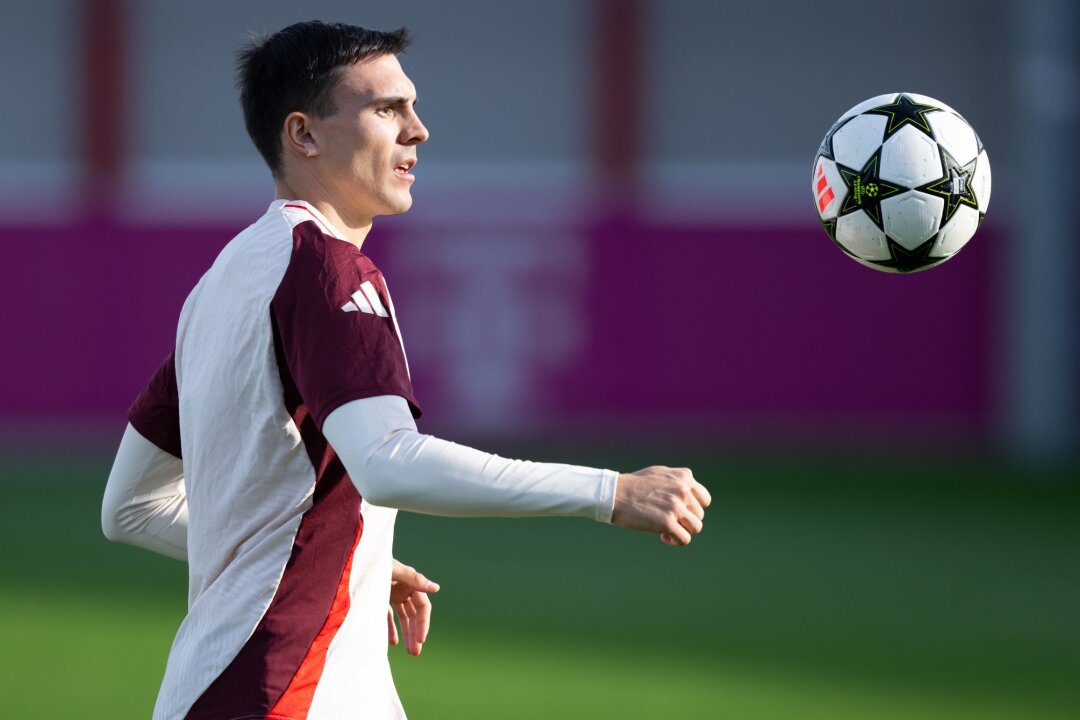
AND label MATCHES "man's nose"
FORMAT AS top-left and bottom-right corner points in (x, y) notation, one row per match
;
(404, 114), (429, 145)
